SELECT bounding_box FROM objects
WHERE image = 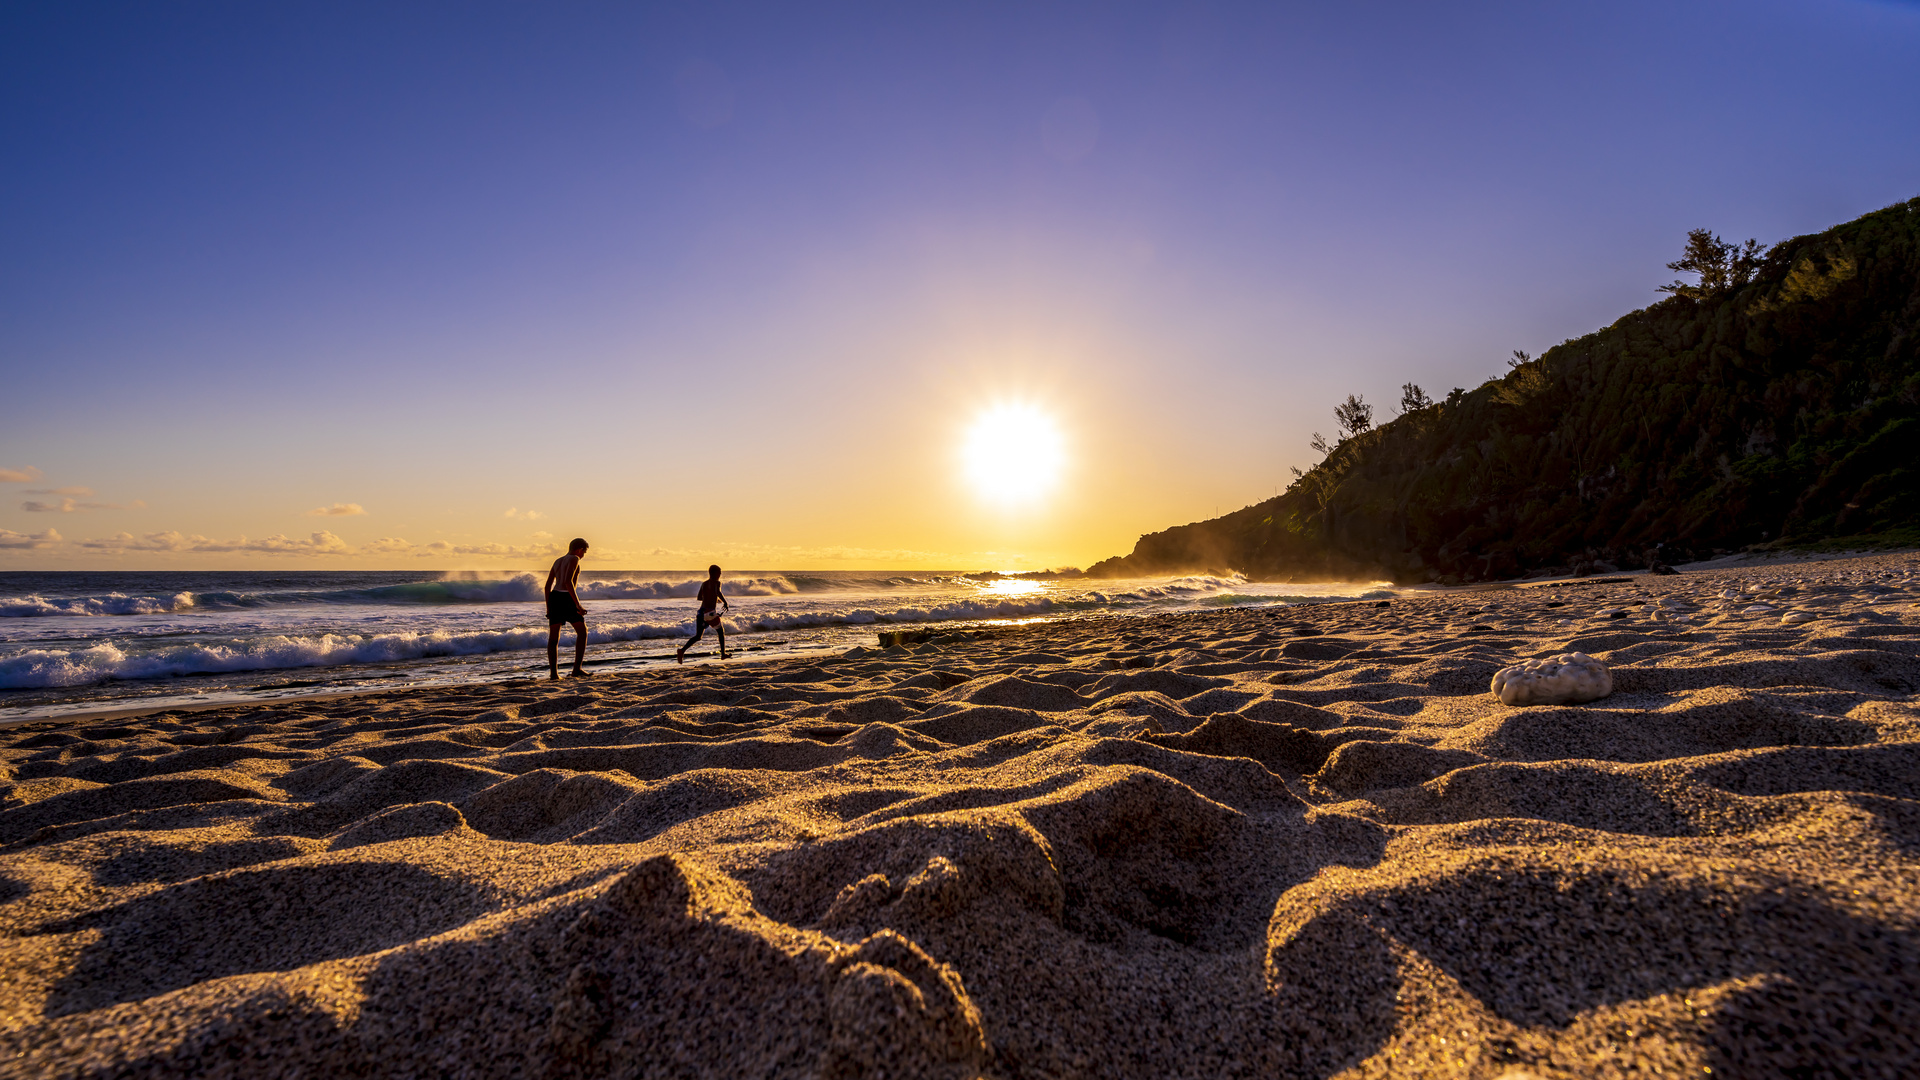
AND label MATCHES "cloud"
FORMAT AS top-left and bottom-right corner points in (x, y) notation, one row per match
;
(0, 466), (43, 483)
(27, 486), (93, 496)
(419, 540), (560, 557)
(0, 528), (61, 549)
(79, 530), (351, 555)
(77, 531), (180, 552)
(306, 503), (367, 517)
(712, 541), (969, 564)
(503, 507), (545, 520)
(354, 536), (569, 559)
(22, 498), (132, 513)
(64, 528), (582, 561)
